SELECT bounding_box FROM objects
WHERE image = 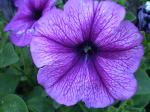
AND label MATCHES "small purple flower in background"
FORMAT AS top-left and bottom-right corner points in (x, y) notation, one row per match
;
(137, 1), (150, 33)
(0, 0), (17, 20)
(31, 0), (144, 108)
(4, 0), (56, 46)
